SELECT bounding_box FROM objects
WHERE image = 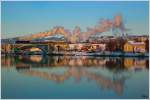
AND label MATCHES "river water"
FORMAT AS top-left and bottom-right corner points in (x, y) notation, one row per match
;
(1, 55), (149, 99)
